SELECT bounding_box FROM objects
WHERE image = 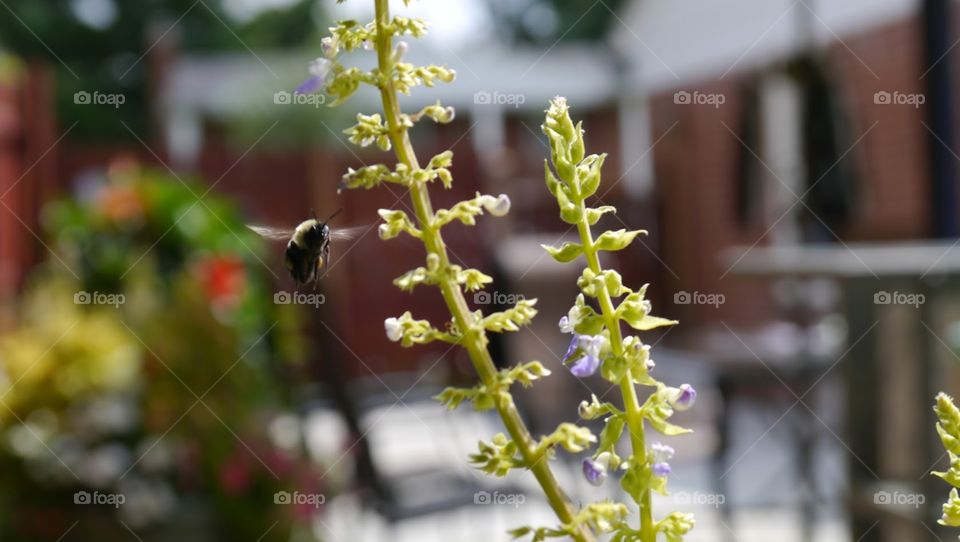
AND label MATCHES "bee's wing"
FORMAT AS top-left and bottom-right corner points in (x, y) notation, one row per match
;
(329, 225), (370, 242)
(247, 224), (294, 241)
